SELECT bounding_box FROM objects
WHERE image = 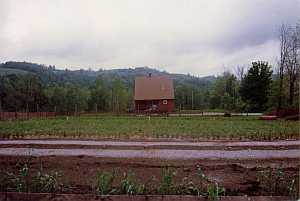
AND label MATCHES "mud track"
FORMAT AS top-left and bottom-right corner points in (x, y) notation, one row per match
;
(0, 139), (299, 150)
(0, 140), (299, 160)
